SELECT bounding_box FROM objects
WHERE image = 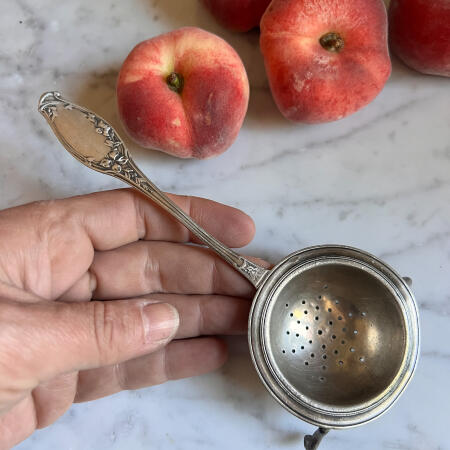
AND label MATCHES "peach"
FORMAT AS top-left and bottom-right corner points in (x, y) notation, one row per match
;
(117, 27), (249, 159)
(389, 0), (450, 77)
(201, 0), (272, 32)
(260, 0), (391, 123)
